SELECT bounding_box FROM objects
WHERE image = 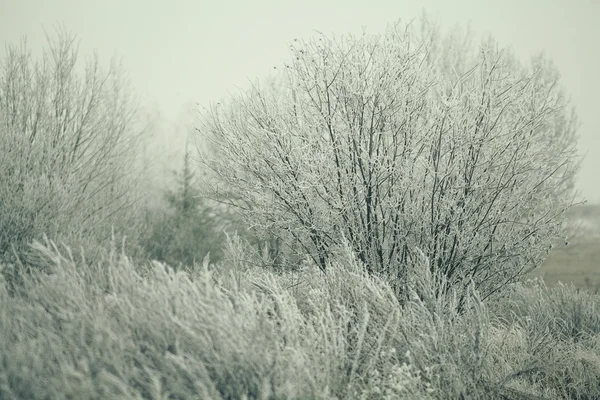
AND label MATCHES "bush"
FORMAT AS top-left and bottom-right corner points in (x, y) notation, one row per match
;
(198, 18), (580, 304)
(0, 27), (146, 264)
